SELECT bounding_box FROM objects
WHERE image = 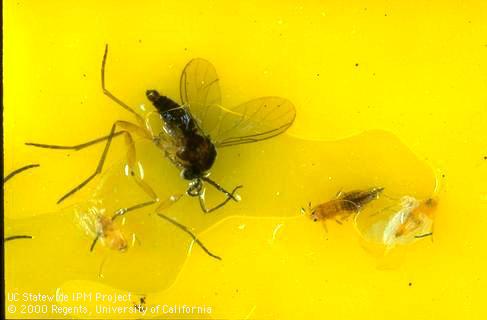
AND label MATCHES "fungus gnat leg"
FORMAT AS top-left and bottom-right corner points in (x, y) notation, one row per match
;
(4, 165), (39, 241)
(90, 236), (100, 252)
(156, 212), (221, 260)
(26, 132), (125, 151)
(5, 235), (33, 242)
(414, 232), (433, 239)
(335, 189), (343, 198)
(154, 194), (184, 212)
(120, 125), (159, 201)
(197, 184), (243, 214)
(4, 164), (40, 184)
(57, 120), (150, 204)
(101, 44), (145, 127)
(111, 200), (158, 222)
(322, 221), (329, 233)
